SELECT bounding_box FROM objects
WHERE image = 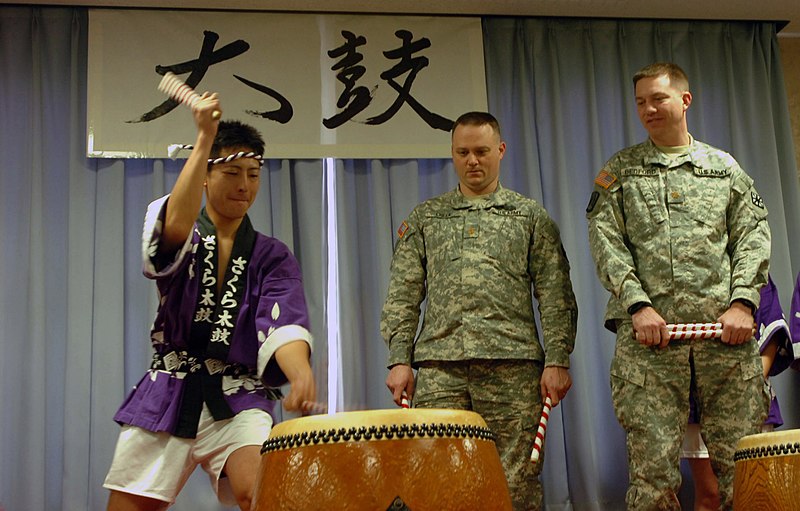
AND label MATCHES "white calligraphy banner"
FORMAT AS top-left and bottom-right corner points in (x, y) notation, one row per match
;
(87, 10), (487, 159)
